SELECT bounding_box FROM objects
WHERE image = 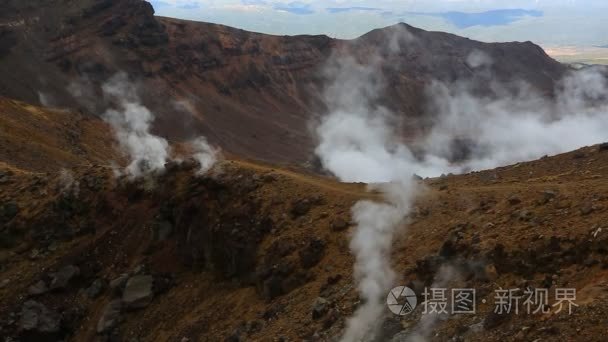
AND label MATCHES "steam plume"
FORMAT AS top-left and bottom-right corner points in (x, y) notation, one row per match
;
(418, 66), (608, 175)
(316, 53), (421, 341)
(68, 73), (219, 177)
(101, 73), (170, 177)
(314, 31), (608, 342)
(190, 136), (220, 174)
(58, 168), (79, 197)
